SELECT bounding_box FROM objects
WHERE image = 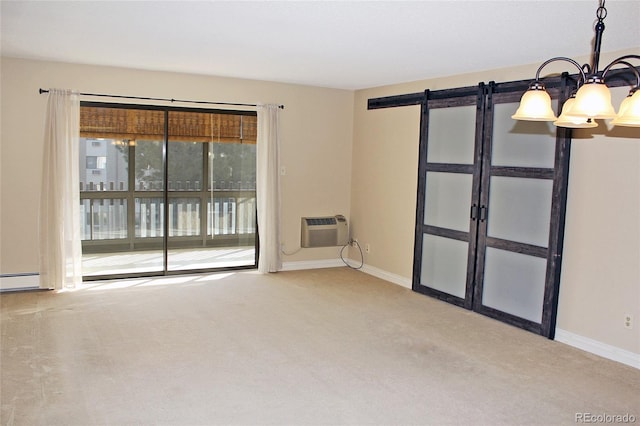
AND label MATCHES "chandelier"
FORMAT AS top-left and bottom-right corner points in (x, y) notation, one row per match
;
(512, 0), (640, 128)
